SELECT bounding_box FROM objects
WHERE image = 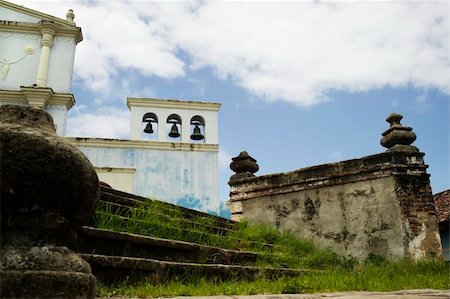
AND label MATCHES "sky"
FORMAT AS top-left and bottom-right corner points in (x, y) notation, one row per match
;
(10, 0), (449, 203)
